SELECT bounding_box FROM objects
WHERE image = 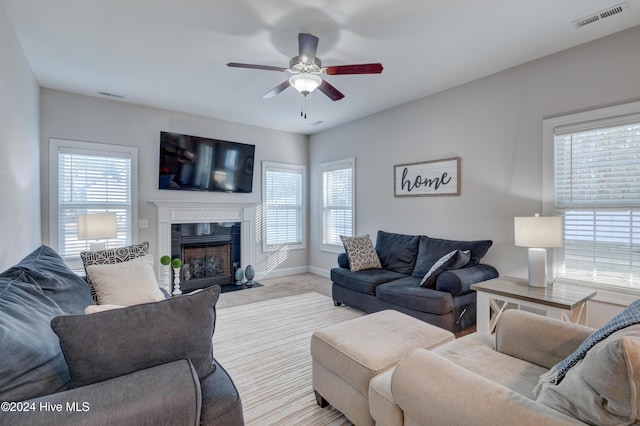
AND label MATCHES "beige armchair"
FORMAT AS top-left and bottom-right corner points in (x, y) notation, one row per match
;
(370, 309), (640, 425)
